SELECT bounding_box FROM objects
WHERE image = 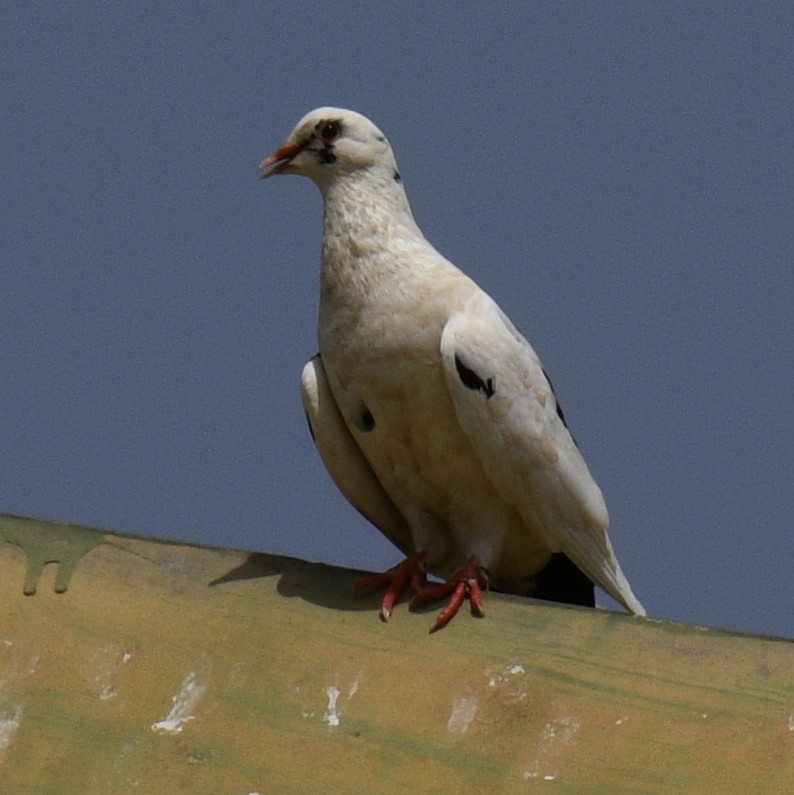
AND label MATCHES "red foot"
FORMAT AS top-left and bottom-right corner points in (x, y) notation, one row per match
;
(355, 553), (486, 633)
(412, 557), (485, 633)
(354, 551), (428, 621)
